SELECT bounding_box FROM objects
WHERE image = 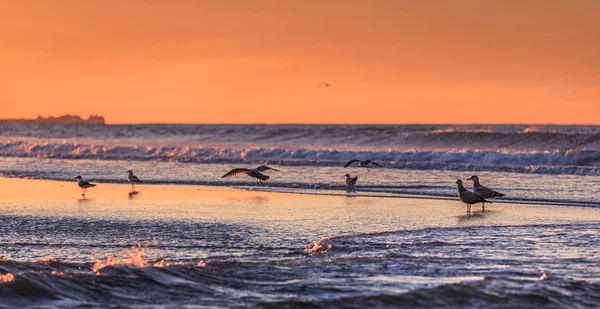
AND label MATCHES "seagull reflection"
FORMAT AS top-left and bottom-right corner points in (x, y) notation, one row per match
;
(78, 198), (95, 203)
(456, 212), (485, 223)
(128, 191), (141, 200)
